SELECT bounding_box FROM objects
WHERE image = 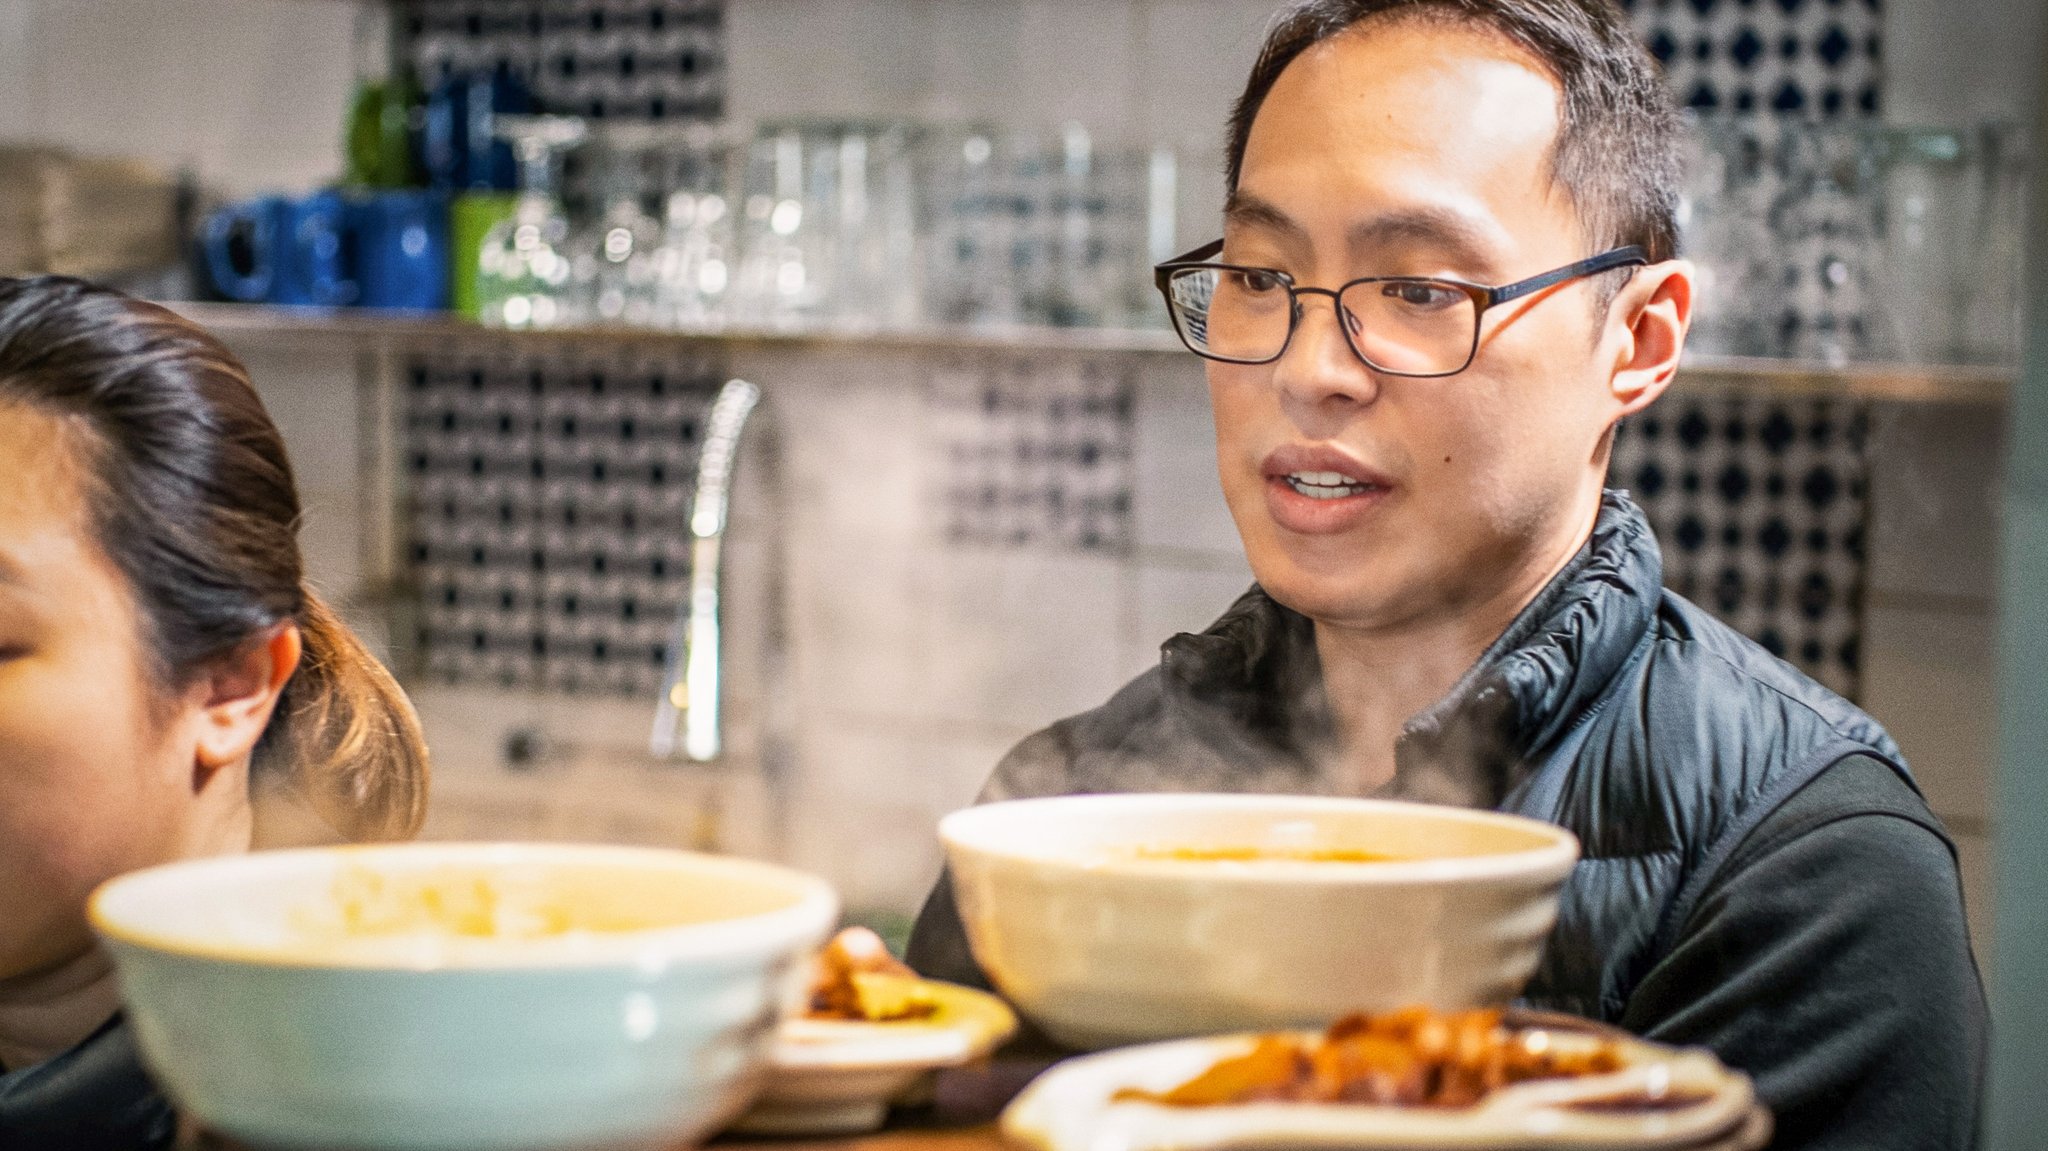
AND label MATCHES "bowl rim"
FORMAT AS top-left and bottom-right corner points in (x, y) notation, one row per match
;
(89, 841), (840, 971)
(938, 793), (1580, 885)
